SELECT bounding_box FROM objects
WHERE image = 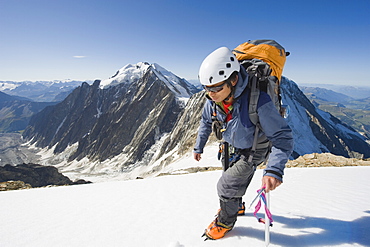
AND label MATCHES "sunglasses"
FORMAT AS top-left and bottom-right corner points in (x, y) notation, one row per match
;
(204, 81), (227, 93)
